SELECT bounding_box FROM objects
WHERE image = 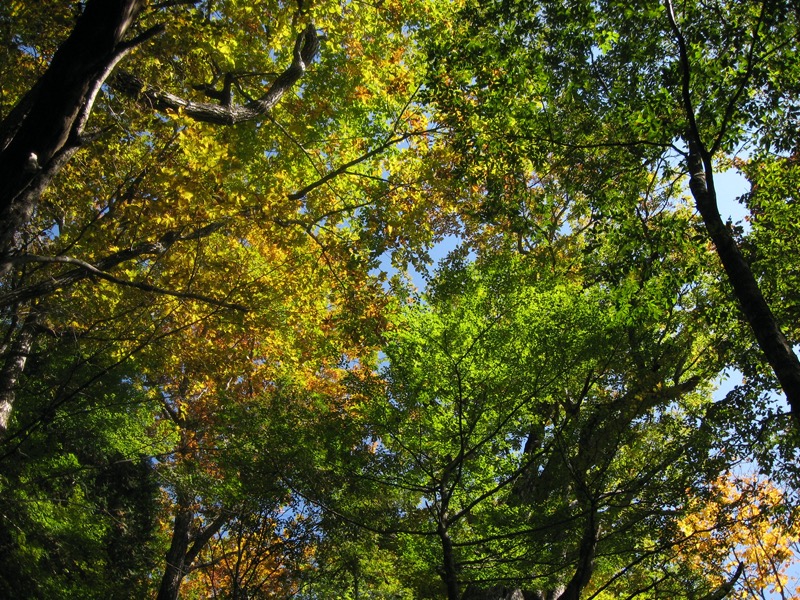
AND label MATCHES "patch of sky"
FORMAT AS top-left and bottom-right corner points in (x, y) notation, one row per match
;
(367, 139), (754, 298)
(371, 233), (468, 293)
(43, 223), (60, 240)
(714, 167), (750, 230)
